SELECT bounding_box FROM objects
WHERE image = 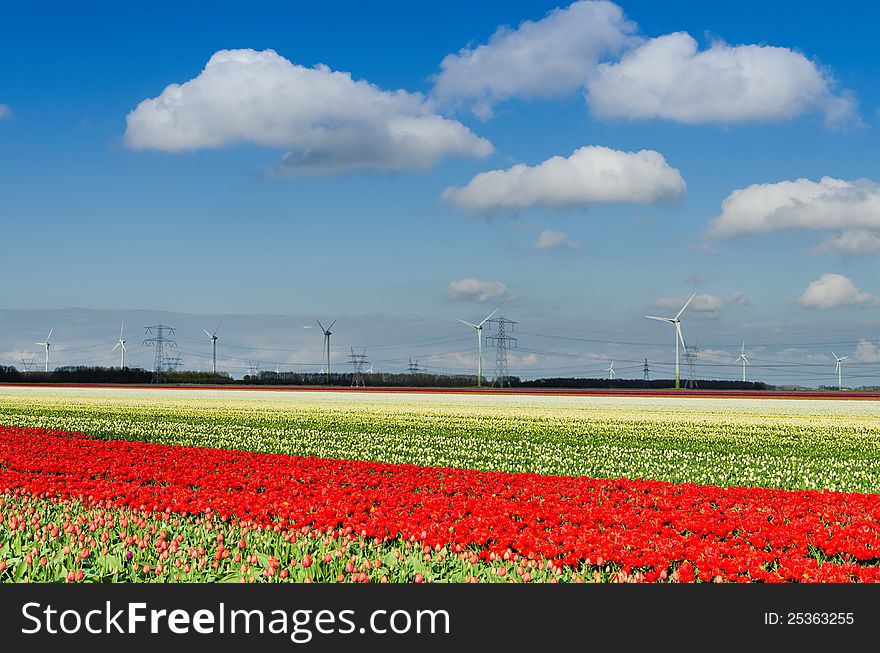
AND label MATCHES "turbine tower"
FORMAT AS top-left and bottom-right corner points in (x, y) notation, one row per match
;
(317, 319), (336, 385)
(112, 321), (127, 368)
(738, 341), (750, 382)
(457, 308), (498, 388)
(833, 351), (848, 390)
(645, 293), (696, 390)
(203, 324), (221, 374)
(36, 329), (53, 372)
